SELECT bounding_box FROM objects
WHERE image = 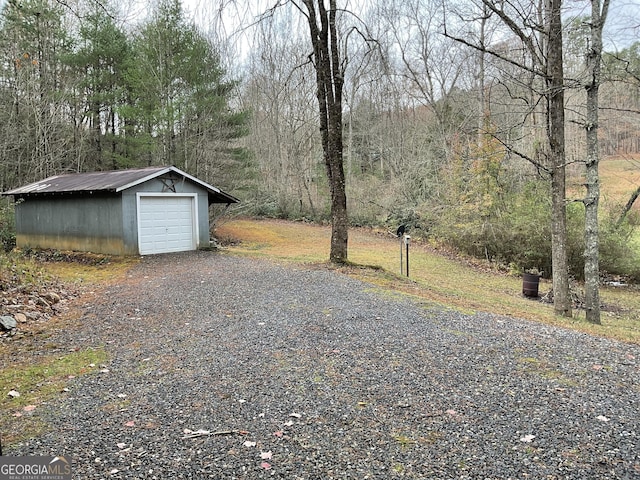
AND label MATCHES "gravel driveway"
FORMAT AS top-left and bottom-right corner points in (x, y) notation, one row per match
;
(8, 251), (640, 479)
